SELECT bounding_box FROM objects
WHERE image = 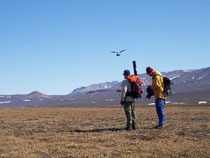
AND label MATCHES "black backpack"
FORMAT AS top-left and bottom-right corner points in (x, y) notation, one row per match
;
(154, 74), (173, 96)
